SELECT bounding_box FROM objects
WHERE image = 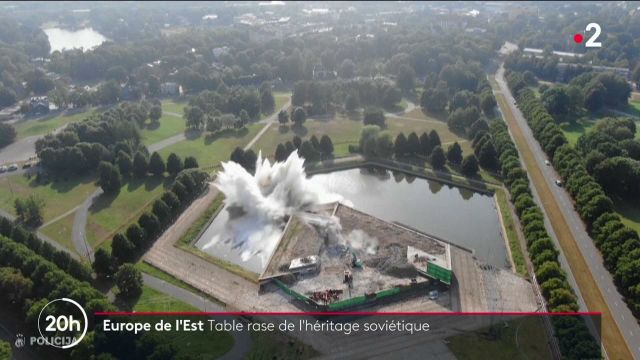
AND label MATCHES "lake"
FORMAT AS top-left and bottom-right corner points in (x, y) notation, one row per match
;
(196, 167), (509, 273)
(43, 27), (107, 53)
